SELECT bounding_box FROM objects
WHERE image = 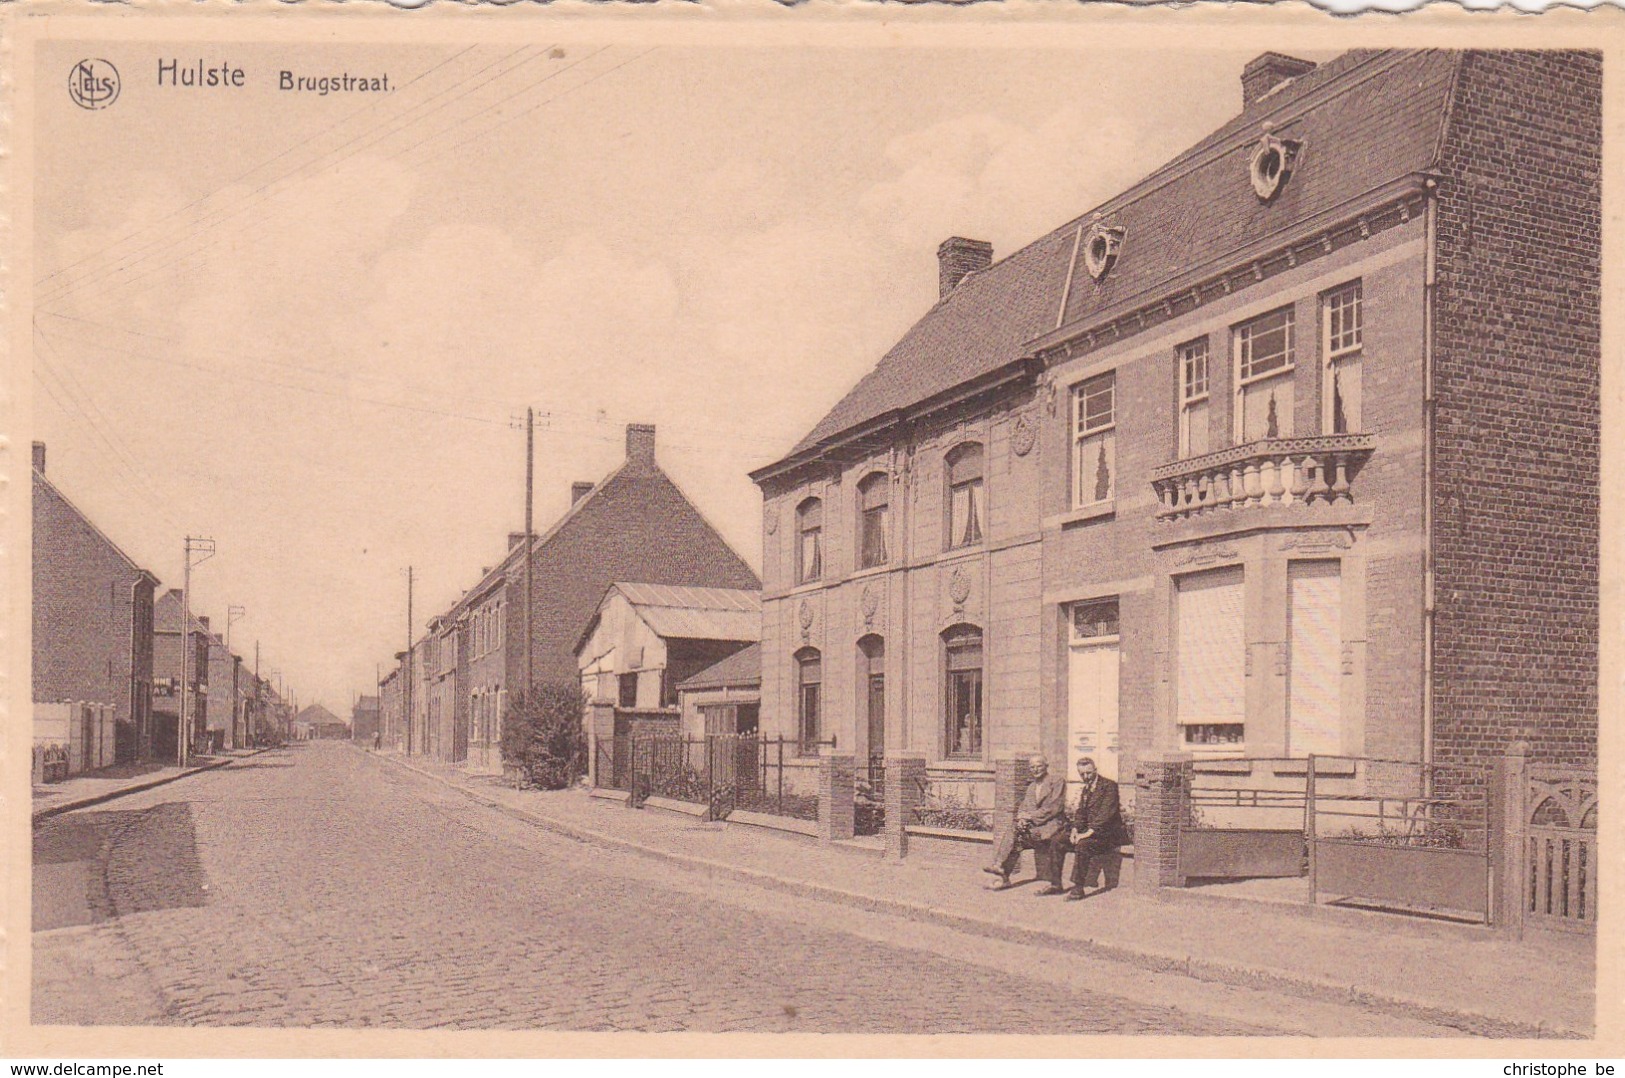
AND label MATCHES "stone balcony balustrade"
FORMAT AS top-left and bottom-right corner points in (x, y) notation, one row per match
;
(1150, 434), (1376, 520)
